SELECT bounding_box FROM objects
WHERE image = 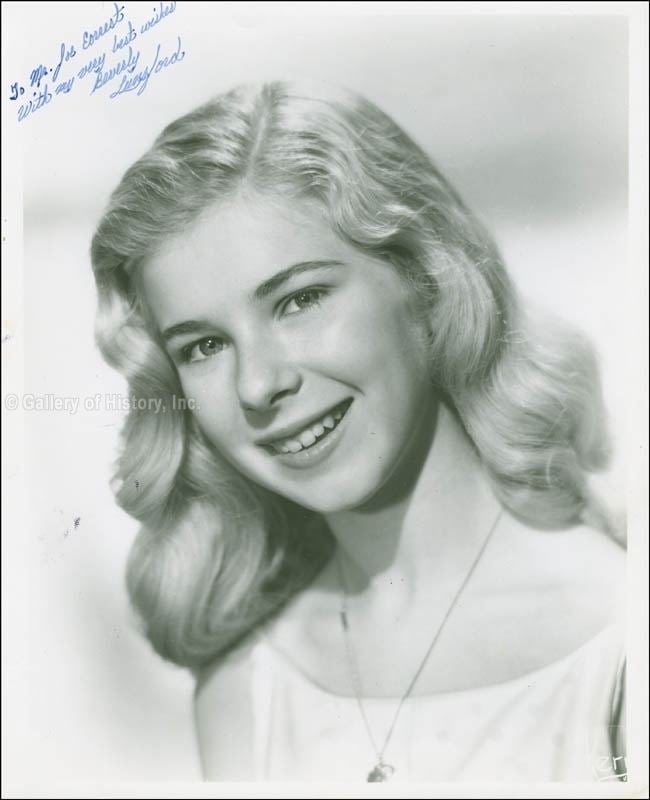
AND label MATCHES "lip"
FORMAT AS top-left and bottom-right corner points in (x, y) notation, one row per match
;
(255, 398), (352, 447)
(262, 399), (354, 470)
